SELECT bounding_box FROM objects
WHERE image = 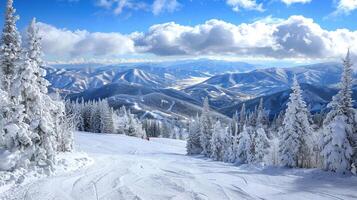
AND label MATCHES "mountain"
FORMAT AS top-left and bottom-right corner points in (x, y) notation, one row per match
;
(219, 83), (357, 118)
(68, 83), (230, 122)
(197, 62), (356, 97)
(46, 59), (259, 94)
(46, 67), (168, 94)
(184, 83), (248, 109)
